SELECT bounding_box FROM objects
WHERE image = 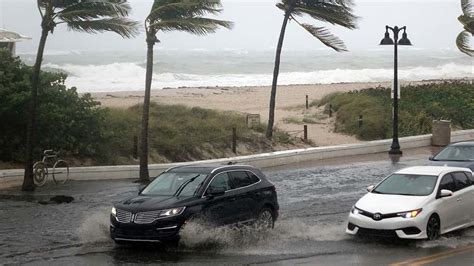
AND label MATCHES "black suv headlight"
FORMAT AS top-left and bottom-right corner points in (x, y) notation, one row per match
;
(160, 207), (186, 218)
